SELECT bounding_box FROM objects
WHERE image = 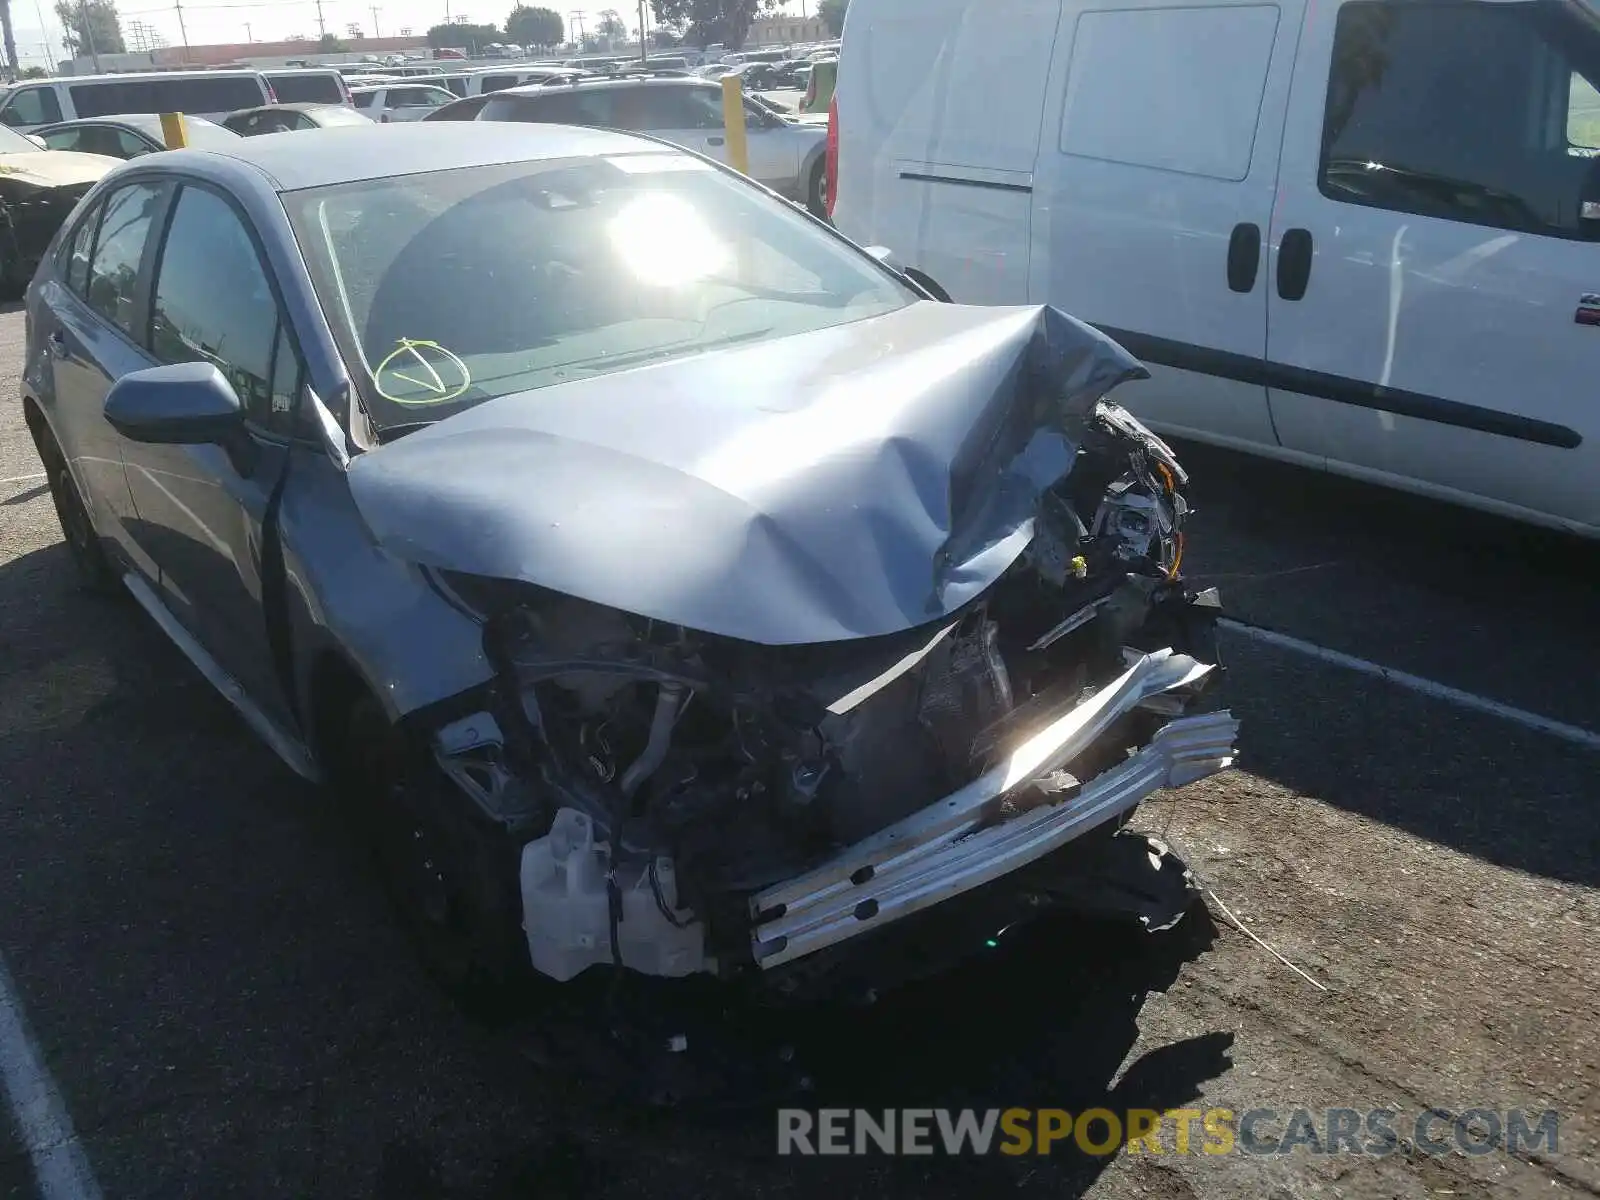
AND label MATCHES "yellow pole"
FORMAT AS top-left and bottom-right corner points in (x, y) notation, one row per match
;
(159, 112), (190, 149)
(720, 75), (749, 176)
